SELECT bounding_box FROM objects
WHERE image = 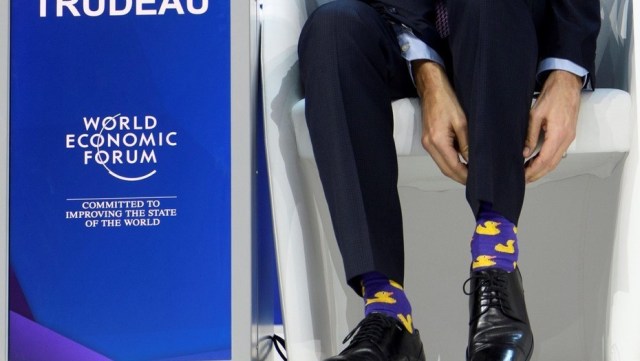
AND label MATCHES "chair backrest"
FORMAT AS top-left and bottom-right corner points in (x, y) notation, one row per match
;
(306, 0), (334, 16)
(261, 0), (636, 360)
(596, 0), (631, 89)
